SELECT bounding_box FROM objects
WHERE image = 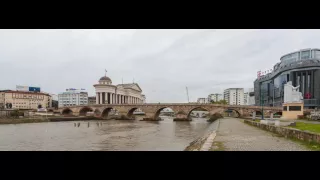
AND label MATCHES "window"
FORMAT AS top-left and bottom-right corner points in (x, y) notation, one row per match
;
(283, 106), (287, 111)
(289, 106), (301, 111)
